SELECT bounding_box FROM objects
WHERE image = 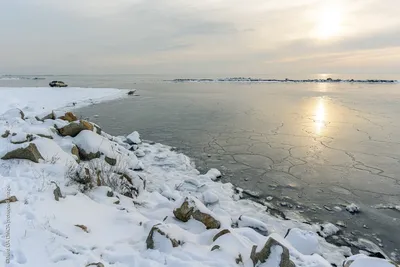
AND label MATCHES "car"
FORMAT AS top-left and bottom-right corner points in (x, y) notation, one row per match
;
(49, 81), (68, 87)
